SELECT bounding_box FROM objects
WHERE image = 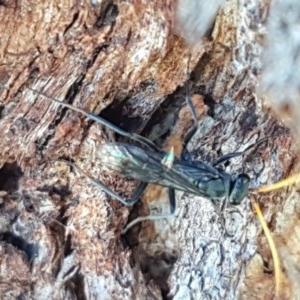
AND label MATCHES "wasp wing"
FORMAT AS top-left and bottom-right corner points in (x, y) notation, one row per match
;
(97, 143), (225, 197)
